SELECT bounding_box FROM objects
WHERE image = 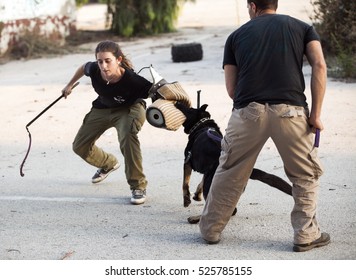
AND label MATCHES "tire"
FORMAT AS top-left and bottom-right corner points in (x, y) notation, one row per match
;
(171, 42), (203, 62)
